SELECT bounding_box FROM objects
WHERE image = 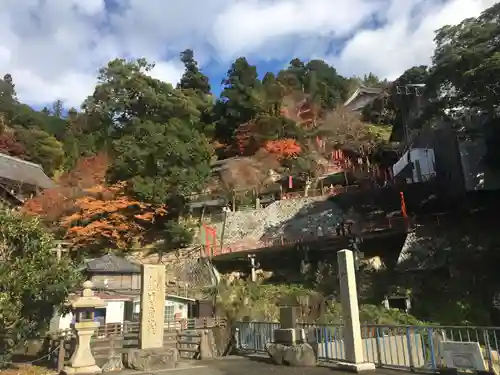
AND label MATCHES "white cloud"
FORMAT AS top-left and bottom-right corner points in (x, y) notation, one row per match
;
(0, 0), (495, 108)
